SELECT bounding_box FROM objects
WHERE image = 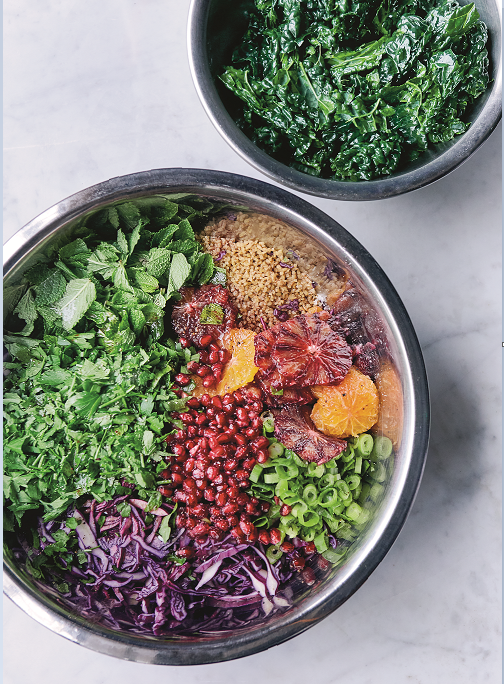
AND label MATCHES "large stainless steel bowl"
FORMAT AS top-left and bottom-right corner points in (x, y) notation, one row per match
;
(188, 0), (502, 200)
(3, 168), (429, 664)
